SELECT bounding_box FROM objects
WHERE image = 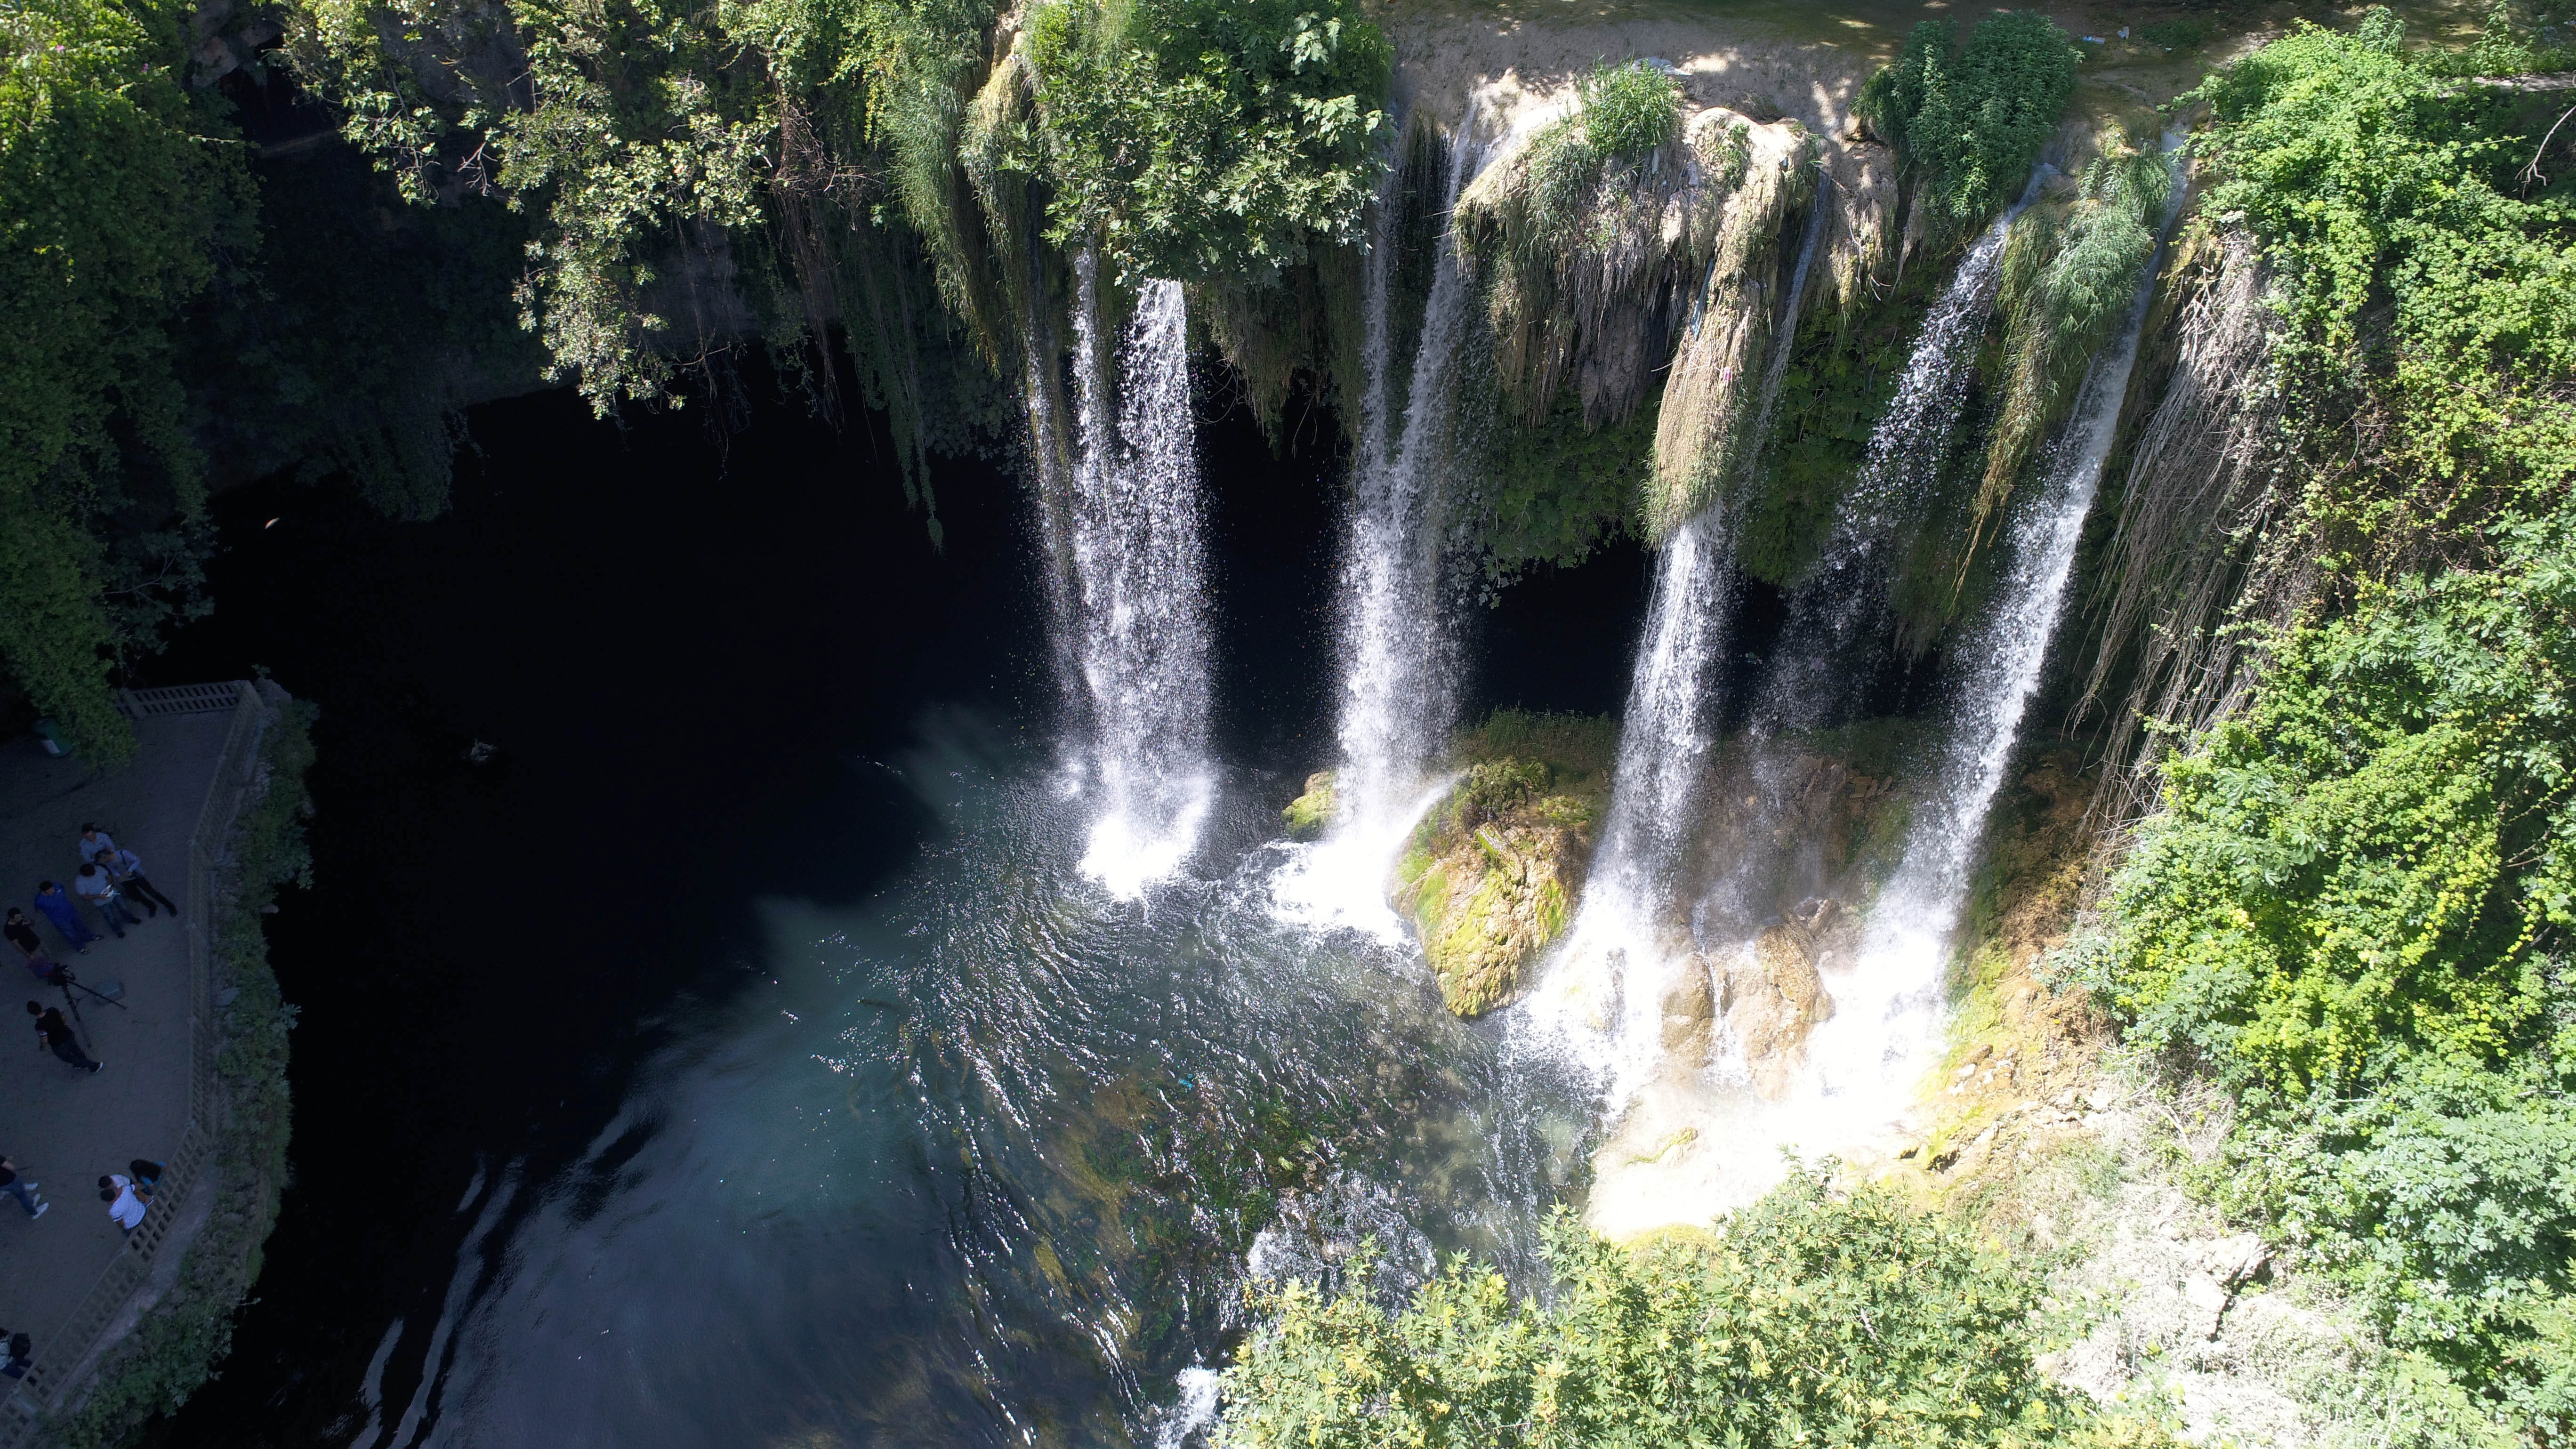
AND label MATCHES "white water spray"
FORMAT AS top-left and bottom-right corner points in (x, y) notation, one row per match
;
(1521, 507), (1736, 1099)
(1065, 262), (1216, 898)
(1775, 176), (2052, 695)
(1275, 113), (1490, 933)
(1798, 139), (2188, 1118)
